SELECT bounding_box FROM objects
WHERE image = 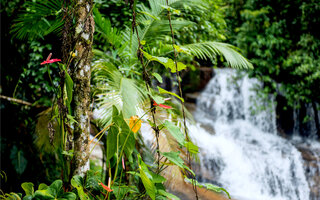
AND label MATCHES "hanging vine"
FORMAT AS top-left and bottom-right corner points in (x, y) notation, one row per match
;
(129, 0), (161, 173)
(165, 0), (199, 198)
